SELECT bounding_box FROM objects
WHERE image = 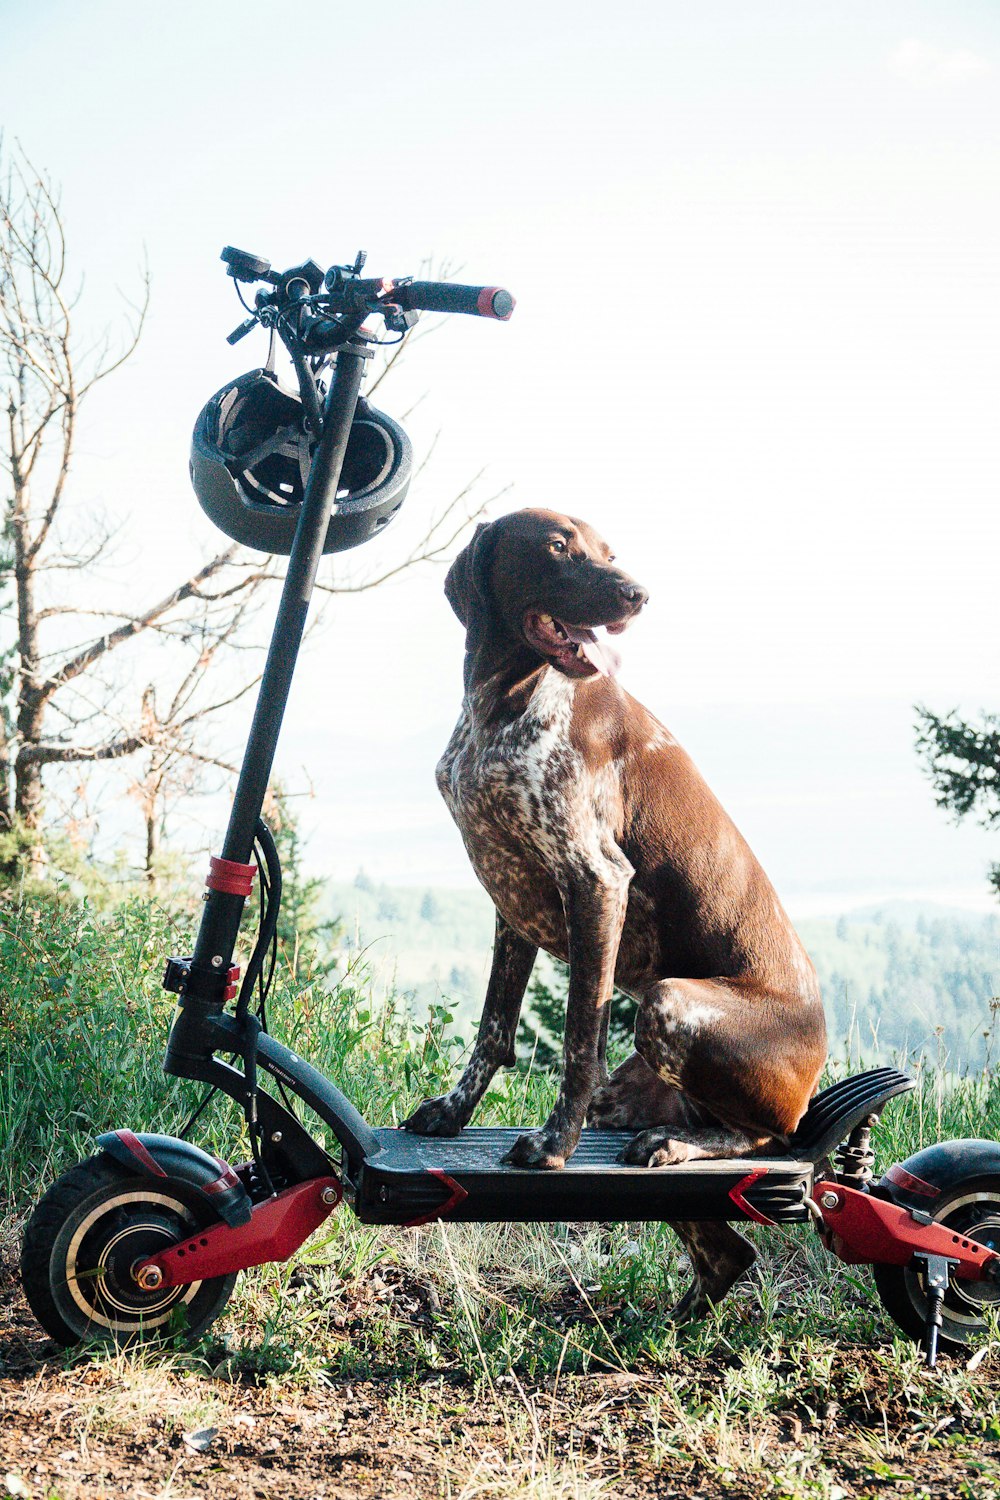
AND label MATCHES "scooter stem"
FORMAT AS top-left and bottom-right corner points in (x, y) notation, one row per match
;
(186, 343), (369, 998)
